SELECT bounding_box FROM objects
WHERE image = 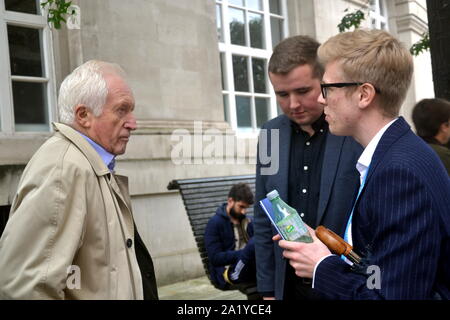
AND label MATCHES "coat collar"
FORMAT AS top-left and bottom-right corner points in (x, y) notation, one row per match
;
(52, 122), (111, 177)
(352, 117), (410, 210)
(365, 117), (410, 184)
